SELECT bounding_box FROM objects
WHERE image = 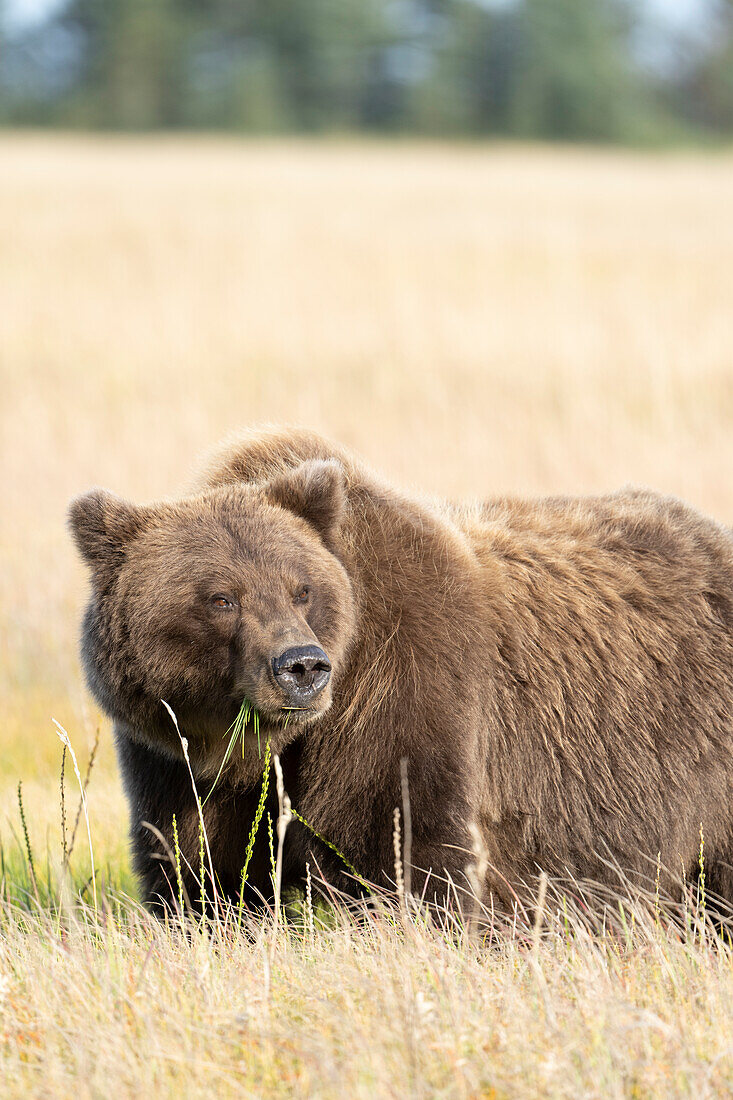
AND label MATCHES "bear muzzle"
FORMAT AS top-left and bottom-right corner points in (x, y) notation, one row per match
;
(271, 644), (332, 706)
